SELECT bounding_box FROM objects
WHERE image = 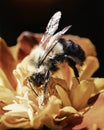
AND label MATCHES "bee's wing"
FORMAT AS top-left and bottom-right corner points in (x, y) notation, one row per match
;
(45, 25), (71, 50)
(45, 11), (61, 35)
(39, 11), (62, 47)
(38, 25), (71, 66)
